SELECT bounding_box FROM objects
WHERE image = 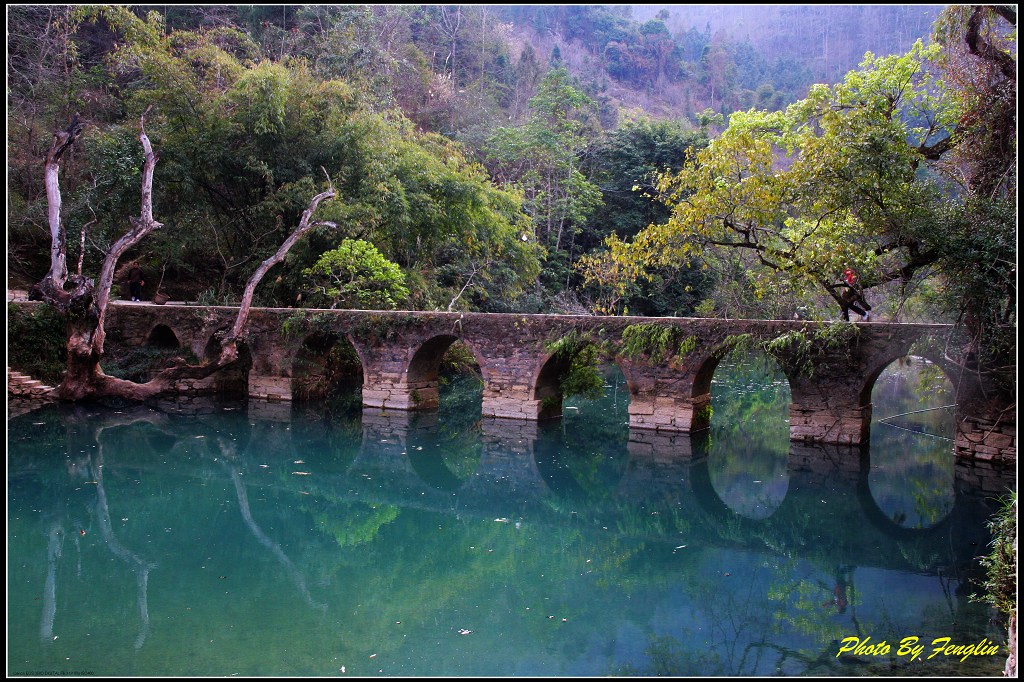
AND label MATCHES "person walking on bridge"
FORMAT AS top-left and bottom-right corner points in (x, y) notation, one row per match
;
(839, 268), (871, 322)
(127, 265), (145, 302)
